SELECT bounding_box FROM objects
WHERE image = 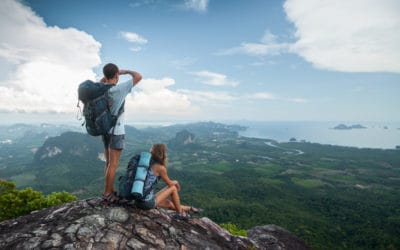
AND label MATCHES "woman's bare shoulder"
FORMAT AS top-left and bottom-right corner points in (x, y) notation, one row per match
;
(152, 163), (165, 176)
